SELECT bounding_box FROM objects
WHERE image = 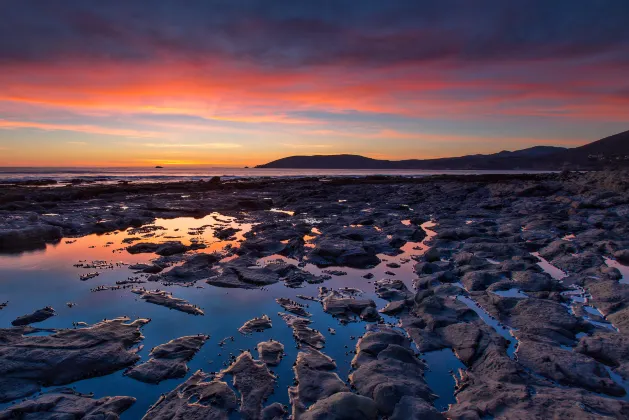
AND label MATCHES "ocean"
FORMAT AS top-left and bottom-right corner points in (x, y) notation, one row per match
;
(0, 167), (554, 184)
